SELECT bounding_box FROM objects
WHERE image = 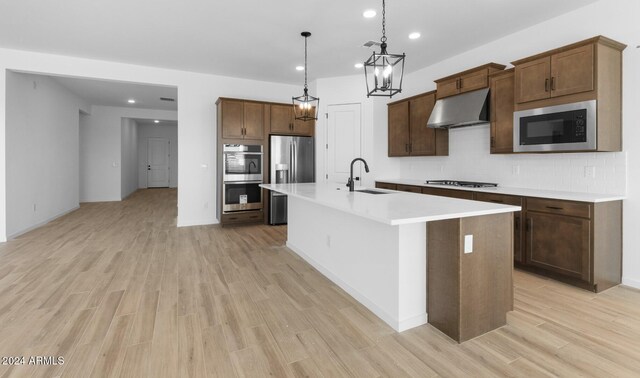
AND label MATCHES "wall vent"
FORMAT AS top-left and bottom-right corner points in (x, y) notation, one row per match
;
(362, 40), (381, 49)
(160, 97), (176, 102)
